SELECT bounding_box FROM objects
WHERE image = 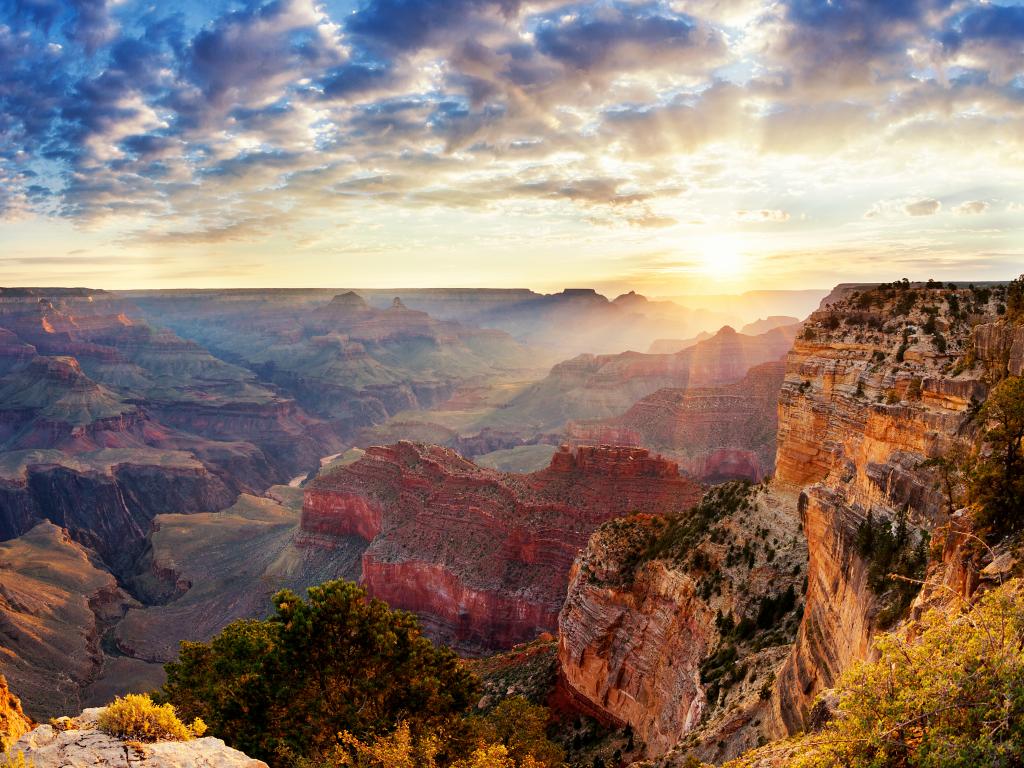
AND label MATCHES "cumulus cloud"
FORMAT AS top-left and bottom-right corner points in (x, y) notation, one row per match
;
(1, 0), (1023, 254)
(904, 198), (942, 217)
(953, 200), (989, 216)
